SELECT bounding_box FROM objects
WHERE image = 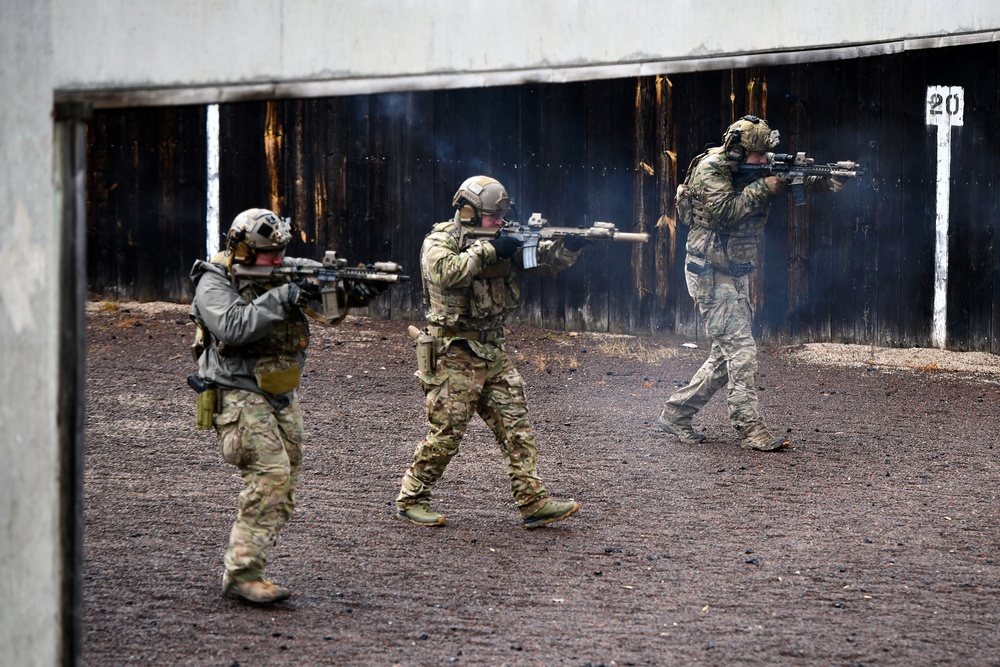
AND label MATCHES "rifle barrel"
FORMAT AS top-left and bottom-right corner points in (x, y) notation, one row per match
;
(612, 232), (650, 242)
